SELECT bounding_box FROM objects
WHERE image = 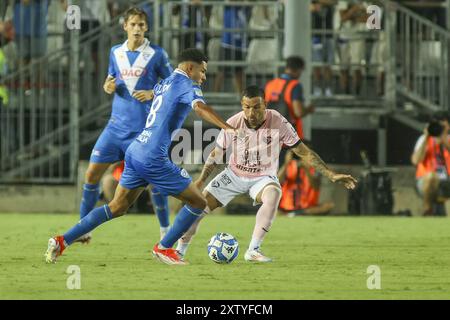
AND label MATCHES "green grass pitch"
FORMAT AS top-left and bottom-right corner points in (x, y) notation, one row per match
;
(0, 213), (449, 299)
